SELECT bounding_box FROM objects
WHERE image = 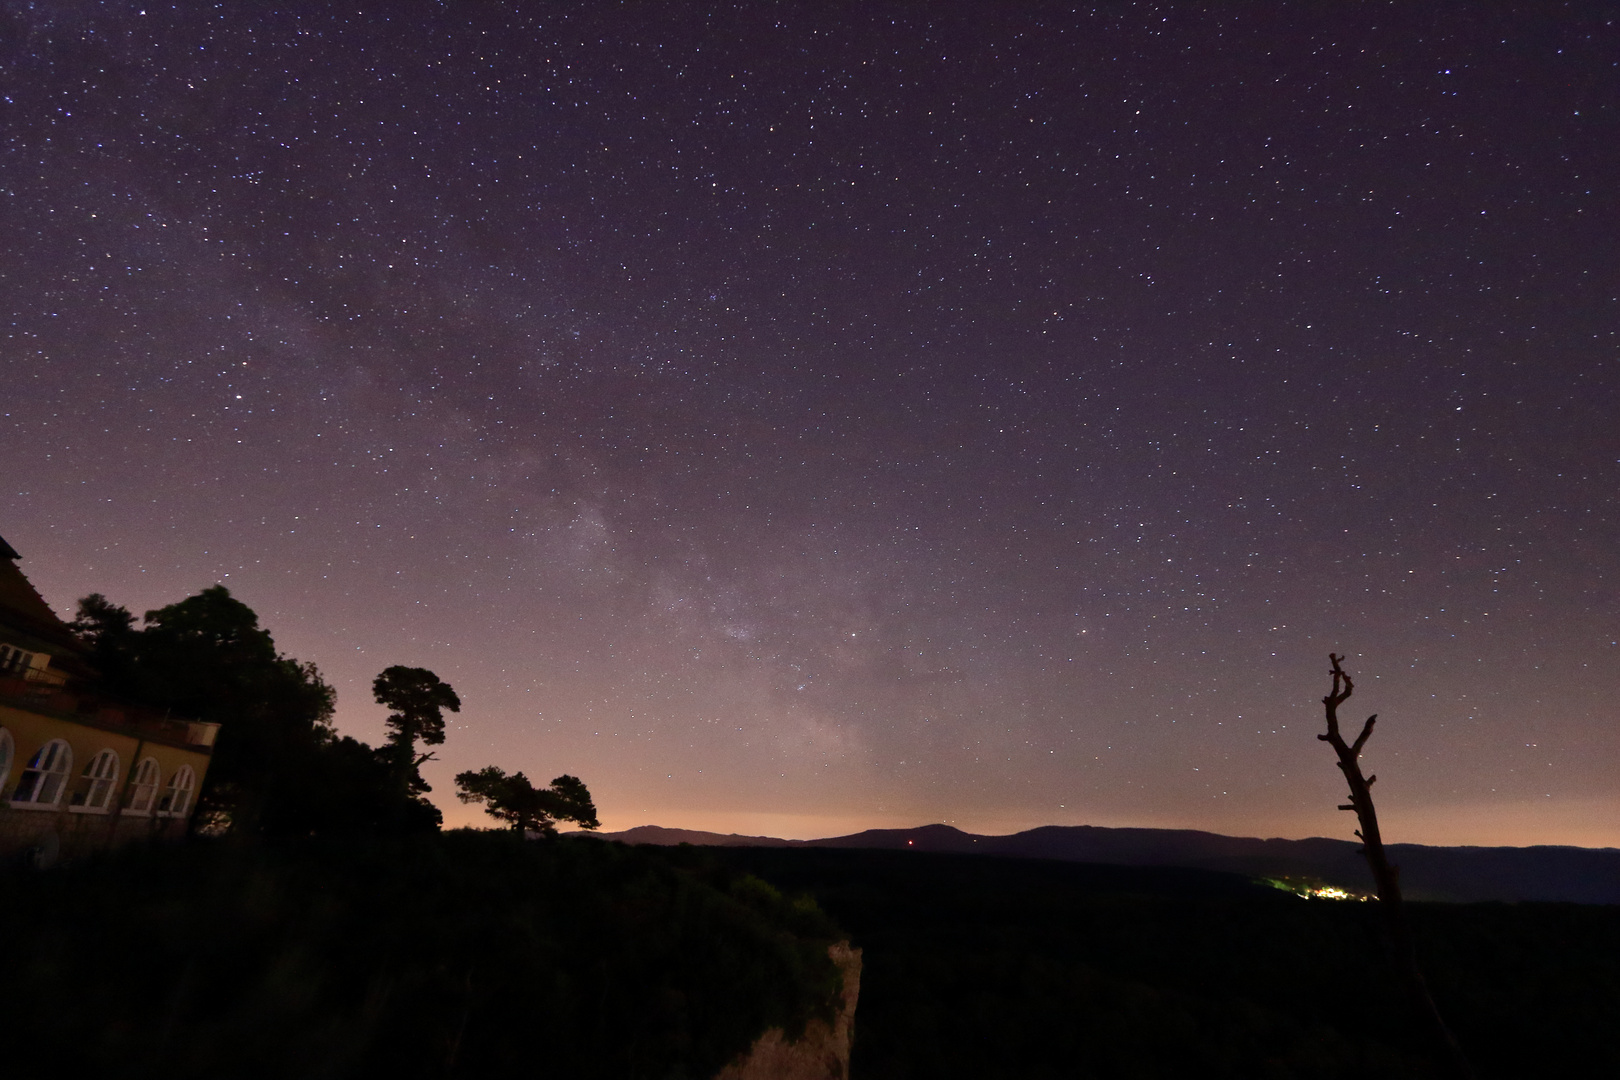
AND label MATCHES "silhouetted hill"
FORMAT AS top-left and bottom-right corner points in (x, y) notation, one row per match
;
(602, 825), (798, 847)
(597, 822), (1620, 904)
